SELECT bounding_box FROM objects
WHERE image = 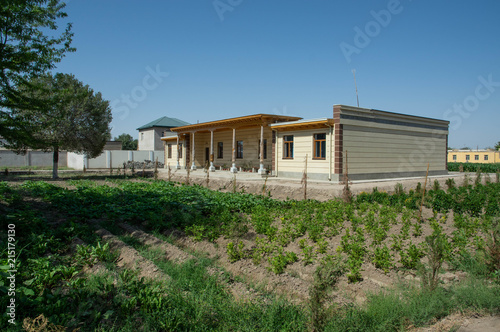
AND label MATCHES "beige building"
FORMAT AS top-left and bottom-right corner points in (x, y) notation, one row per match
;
(162, 105), (450, 181)
(137, 116), (189, 151)
(162, 114), (301, 173)
(448, 149), (500, 164)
